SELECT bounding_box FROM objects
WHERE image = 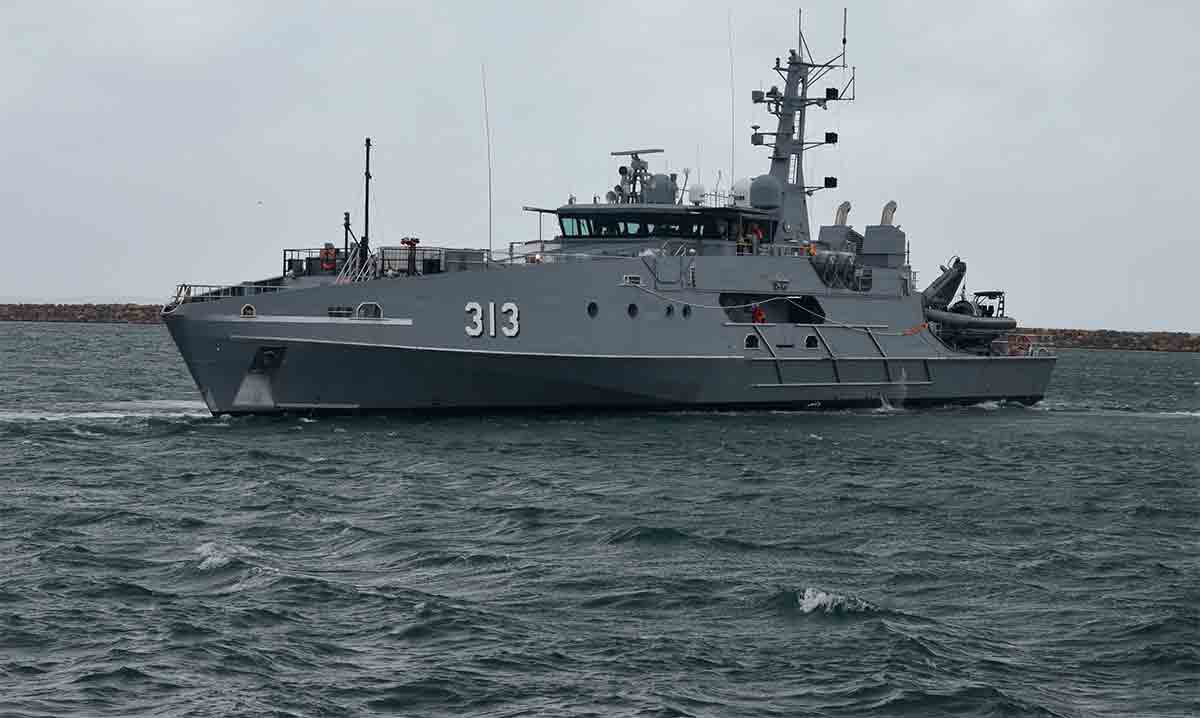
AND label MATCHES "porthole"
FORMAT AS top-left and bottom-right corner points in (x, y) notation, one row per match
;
(240, 304), (256, 318)
(587, 301), (598, 318)
(805, 335), (819, 349)
(665, 305), (674, 318)
(682, 305), (692, 319)
(627, 303), (639, 318)
(744, 334), (759, 349)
